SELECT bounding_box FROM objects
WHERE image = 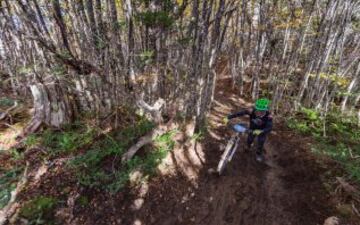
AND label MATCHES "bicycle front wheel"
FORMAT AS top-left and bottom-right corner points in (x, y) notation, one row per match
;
(217, 157), (227, 175)
(217, 137), (236, 175)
